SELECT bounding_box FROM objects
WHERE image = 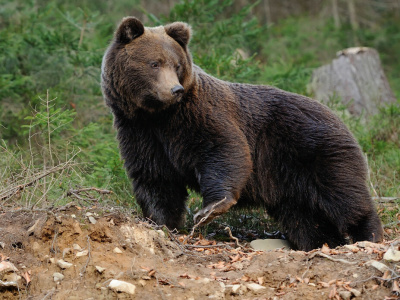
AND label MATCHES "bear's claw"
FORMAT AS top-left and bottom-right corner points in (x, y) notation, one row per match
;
(193, 197), (237, 226)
